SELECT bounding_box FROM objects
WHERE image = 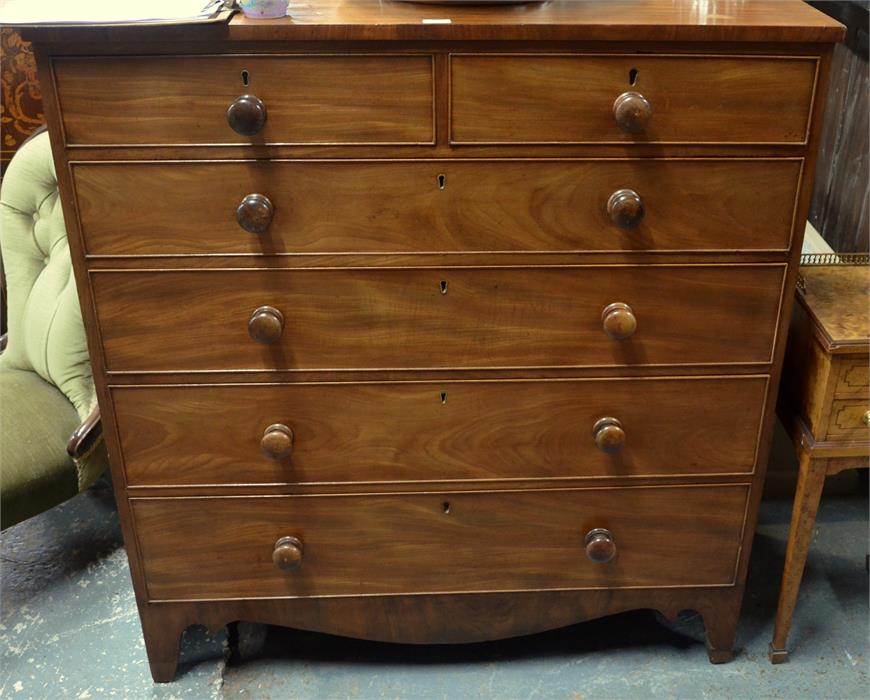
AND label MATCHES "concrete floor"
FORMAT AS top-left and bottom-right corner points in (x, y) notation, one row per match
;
(0, 476), (867, 699)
